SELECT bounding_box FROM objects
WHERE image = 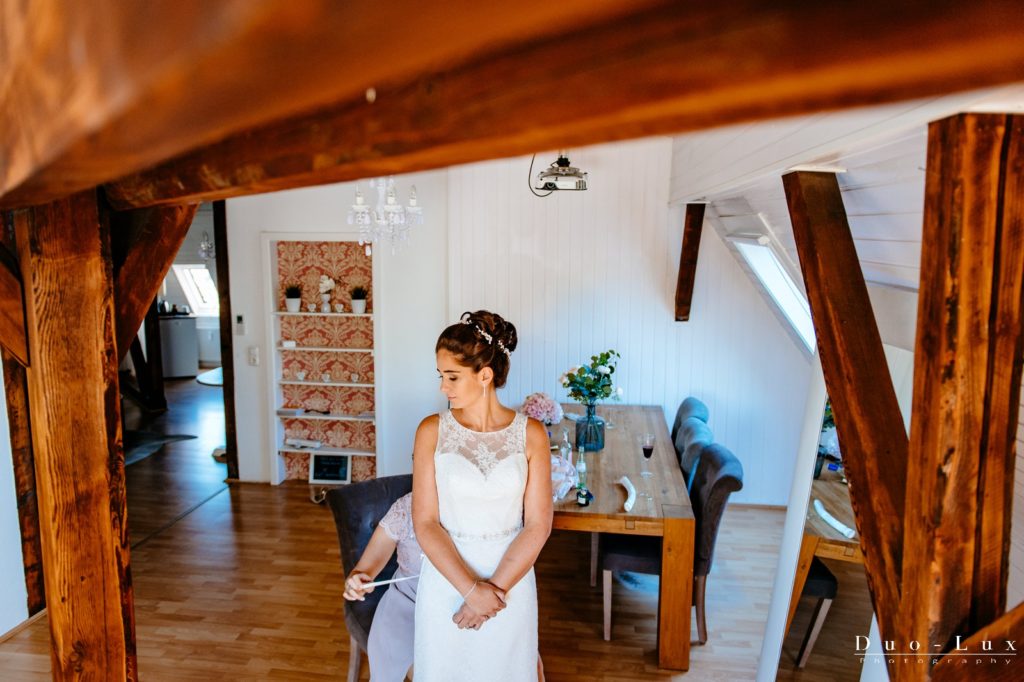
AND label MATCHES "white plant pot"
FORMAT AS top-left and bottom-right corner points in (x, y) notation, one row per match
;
(351, 299), (367, 315)
(285, 298), (301, 313)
